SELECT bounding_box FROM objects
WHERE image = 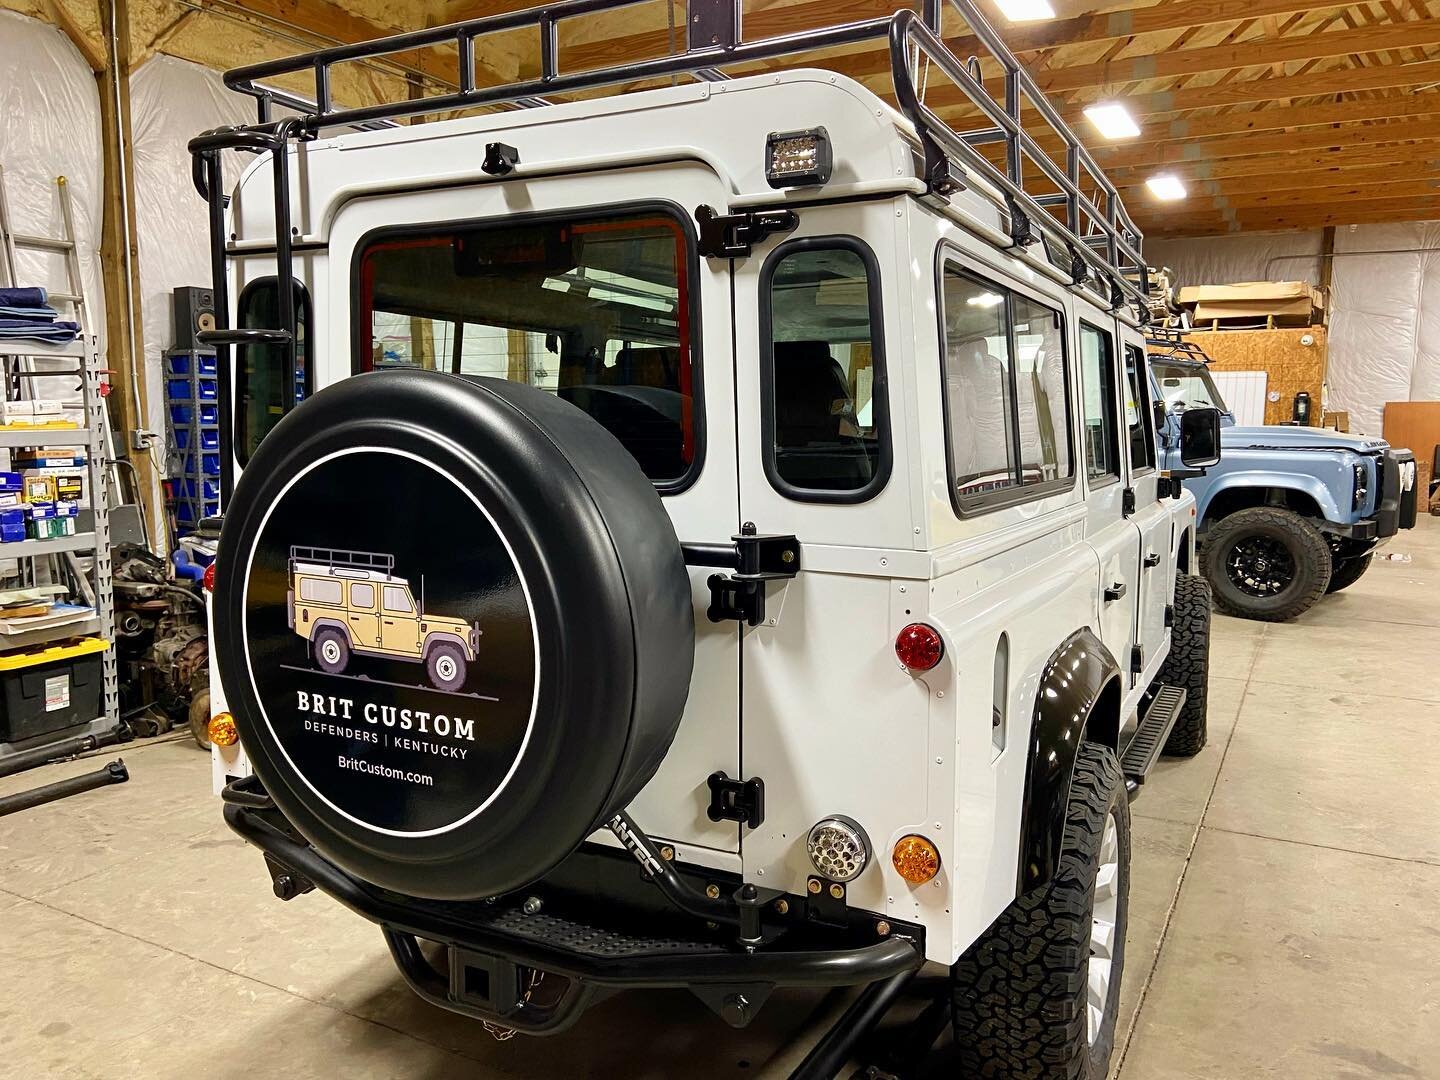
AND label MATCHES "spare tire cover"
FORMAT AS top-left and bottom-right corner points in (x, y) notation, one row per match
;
(213, 369), (695, 900)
